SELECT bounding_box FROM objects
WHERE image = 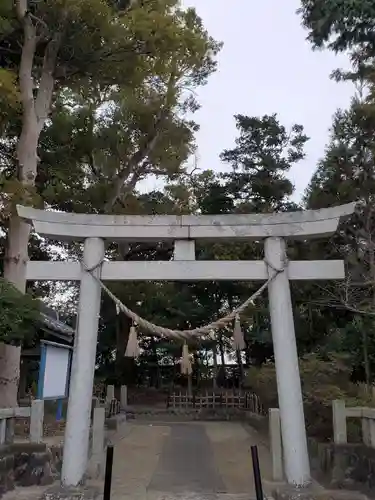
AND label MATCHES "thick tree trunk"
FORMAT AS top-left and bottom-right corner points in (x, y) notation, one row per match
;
(0, 344), (21, 408)
(1, 12), (38, 408)
(1, 7), (61, 408)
